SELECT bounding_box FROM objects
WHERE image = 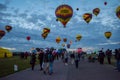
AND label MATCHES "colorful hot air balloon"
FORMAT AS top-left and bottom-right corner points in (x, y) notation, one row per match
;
(104, 2), (107, 5)
(83, 13), (92, 23)
(63, 38), (67, 42)
(0, 30), (6, 39)
(56, 36), (61, 44)
(26, 36), (31, 41)
(41, 33), (48, 39)
(104, 31), (112, 39)
(116, 6), (120, 19)
(76, 34), (82, 41)
(43, 28), (50, 34)
(55, 4), (73, 27)
(5, 25), (12, 32)
(93, 8), (100, 16)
